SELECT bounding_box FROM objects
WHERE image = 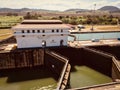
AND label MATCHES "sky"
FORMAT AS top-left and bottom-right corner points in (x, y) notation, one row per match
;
(0, 0), (120, 11)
